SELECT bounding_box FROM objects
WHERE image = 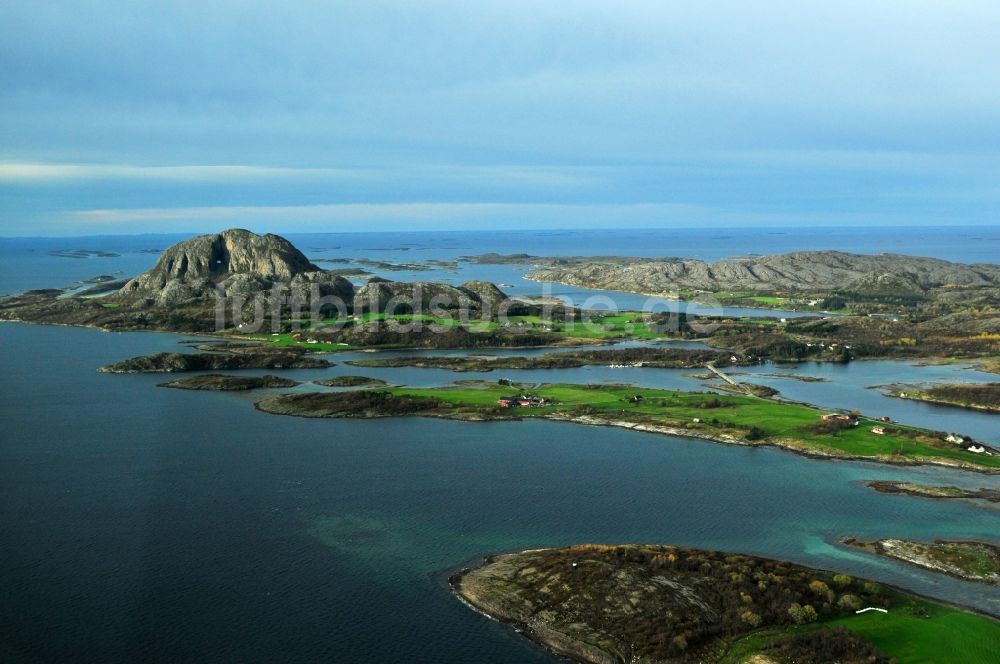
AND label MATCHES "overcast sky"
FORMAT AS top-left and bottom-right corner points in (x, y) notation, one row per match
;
(1, 1), (998, 235)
